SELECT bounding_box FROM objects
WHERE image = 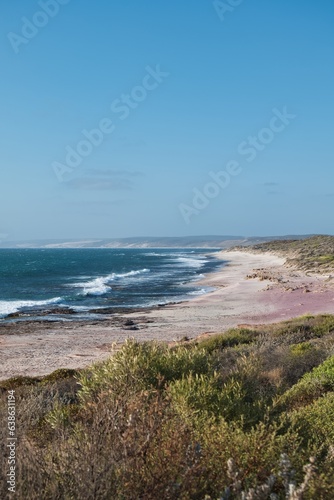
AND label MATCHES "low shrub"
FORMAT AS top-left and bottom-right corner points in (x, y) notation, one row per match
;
(277, 355), (334, 410)
(198, 328), (258, 353)
(287, 392), (334, 451)
(78, 339), (213, 401)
